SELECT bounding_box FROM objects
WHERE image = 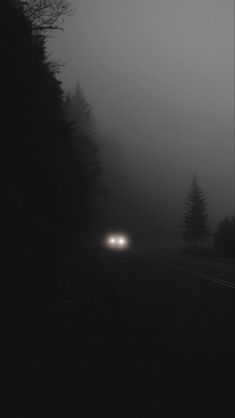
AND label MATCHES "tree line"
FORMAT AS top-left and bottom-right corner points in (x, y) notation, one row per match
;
(1, 1), (233, 265)
(0, 2), (107, 415)
(0, 0), (103, 270)
(182, 175), (234, 258)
